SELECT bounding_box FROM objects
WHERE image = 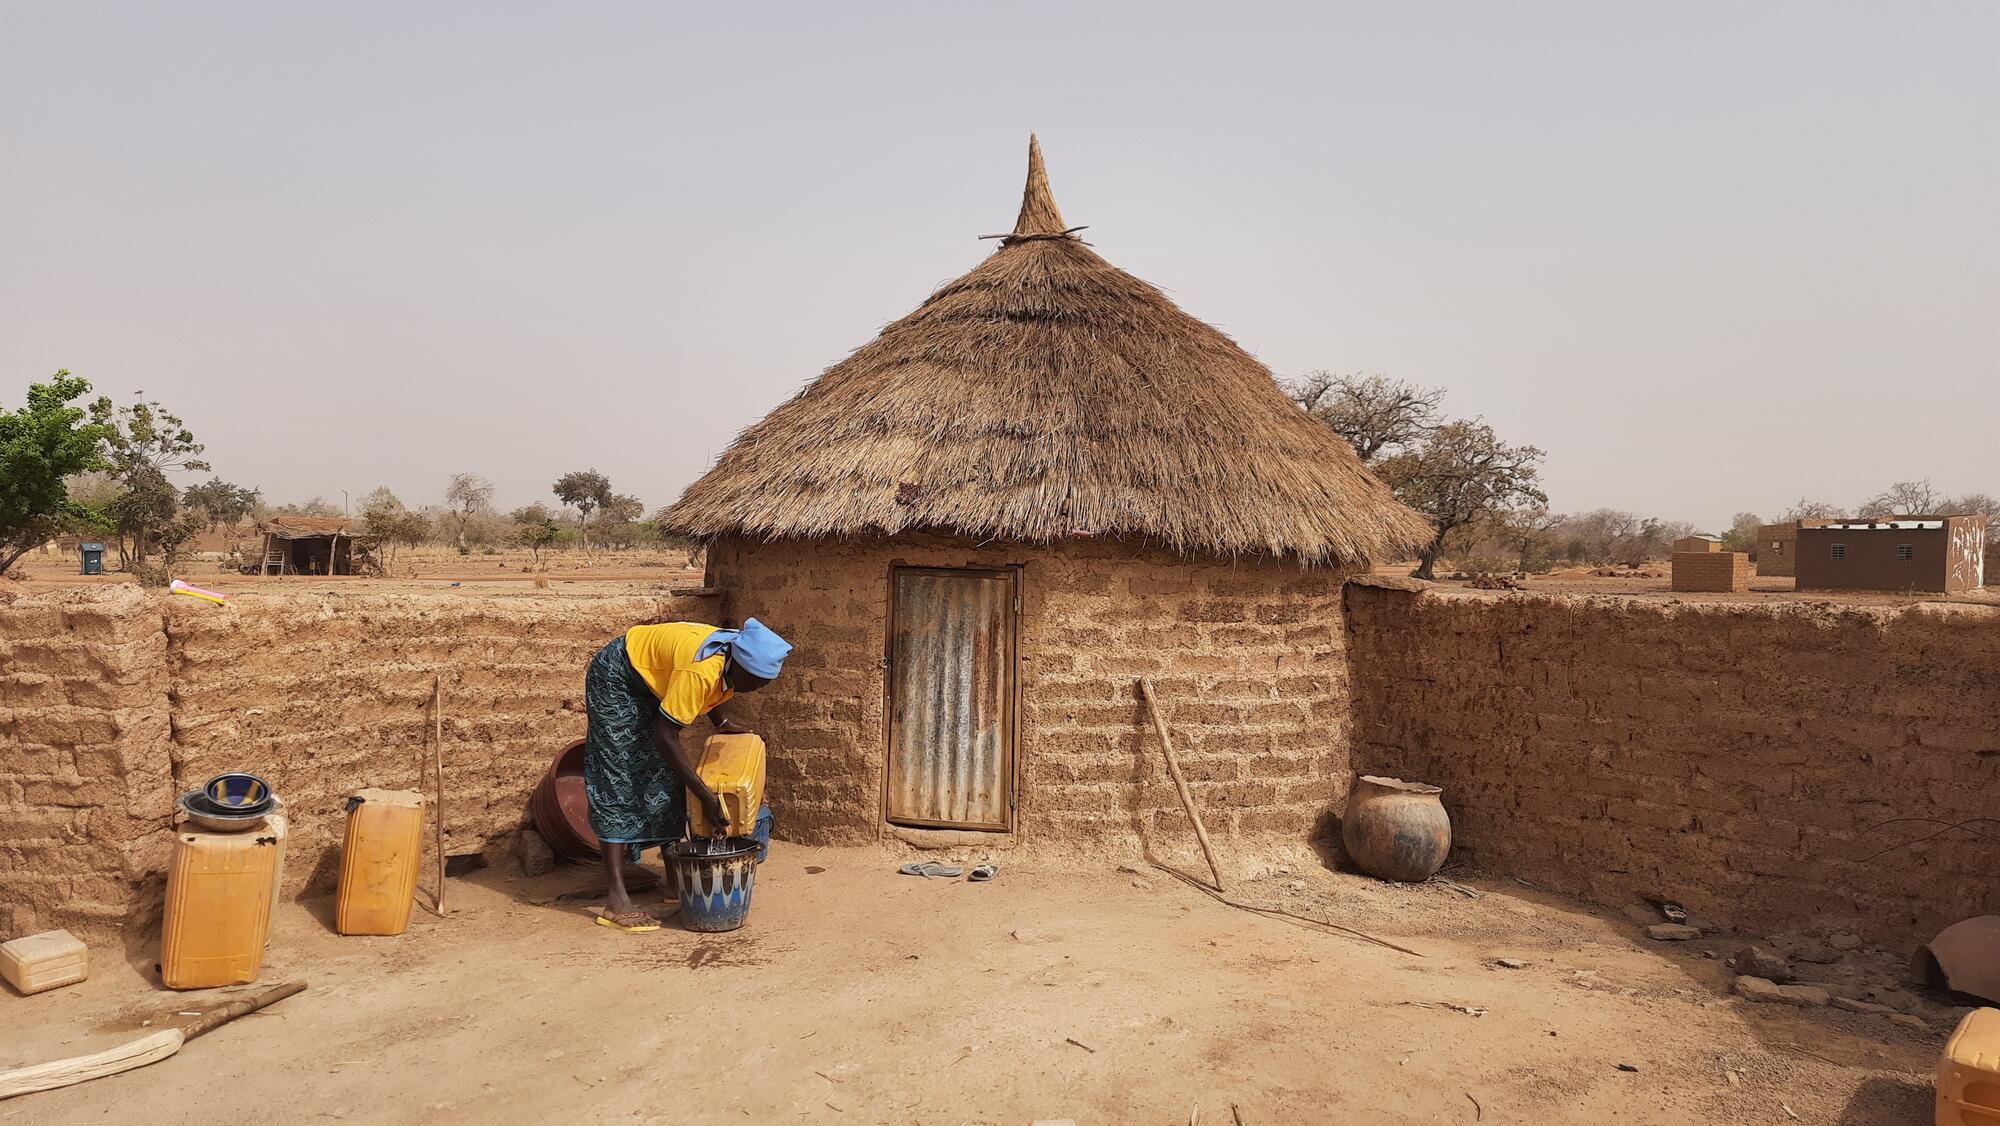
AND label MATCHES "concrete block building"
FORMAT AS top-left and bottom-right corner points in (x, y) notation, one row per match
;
(1755, 519), (1835, 577)
(1796, 517), (1987, 593)
(1671, 551), (1750, 592)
